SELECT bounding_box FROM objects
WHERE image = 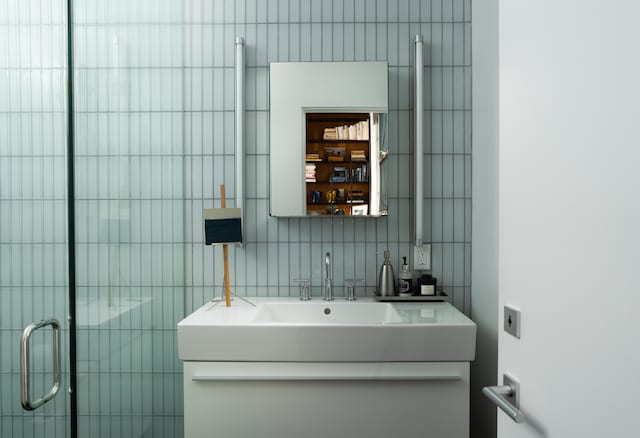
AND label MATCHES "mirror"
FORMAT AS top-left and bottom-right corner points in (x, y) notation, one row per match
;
(269, 62), (389, 217)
